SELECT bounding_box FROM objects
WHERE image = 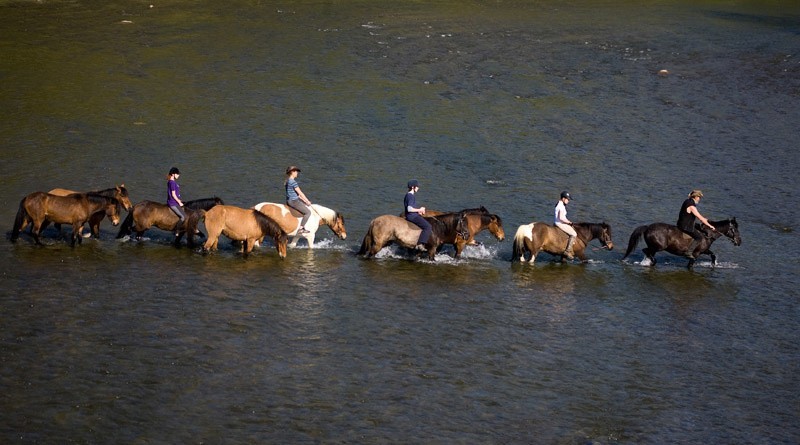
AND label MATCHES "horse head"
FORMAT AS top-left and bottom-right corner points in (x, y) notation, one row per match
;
(725, 217), (742, 246)
(599, 222), (614, 250)
(115, 184), (133, 211)
(455, 212), (470, 240)
(106, 197), (122, 226)
(331, 212), (347, 240)
(487, 214), (505, 241)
